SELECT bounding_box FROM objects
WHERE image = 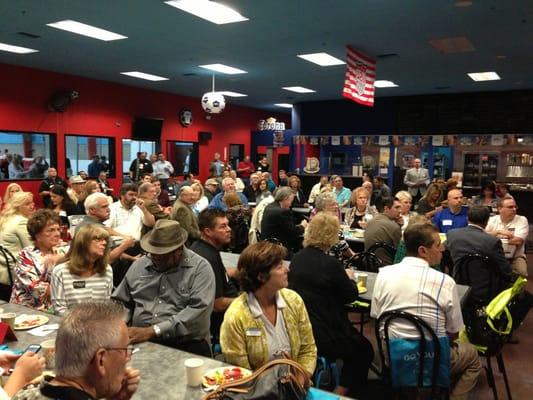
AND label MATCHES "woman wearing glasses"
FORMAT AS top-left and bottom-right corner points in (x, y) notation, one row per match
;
(220, 241), (317, 376)
(51, 224), (113, 315)
(289, 212), (374, 398)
